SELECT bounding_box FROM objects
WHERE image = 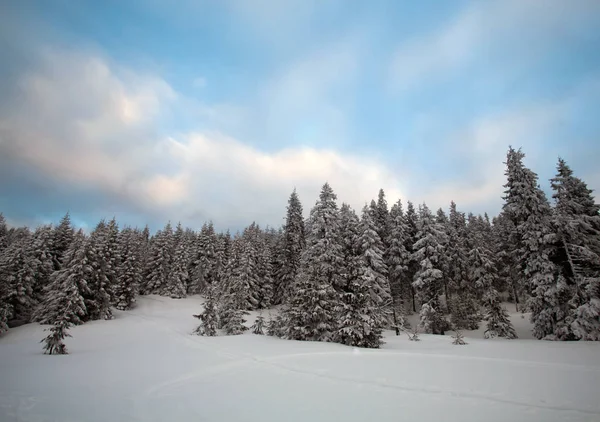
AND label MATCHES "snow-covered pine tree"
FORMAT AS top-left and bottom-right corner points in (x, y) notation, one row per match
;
(33, 231), (89, 325)
(386, 199), (411, 331)
(0, 213), (7, 252)
(189, 222), (217, 294)
(84, 220), (115, 321)
(373, 189), (393, 249)
(29, 225), (55, 302)
(482, 289), (517, 339)
(0, 235), (37, 322)
(282, 183), (343, 342)
(412, 203), (448, 334)
(143, 222), (174, 295)
(404, 201), (420, 312)
(336, 205), (390, 348)
(193, 288), (218, 336)
(50, 212), (74, 271)
(114, 228), (142, 310)
(446, 202), (470, 312)
(467, 215), (516, 338)
(550, 158), (600, 340)
(273, 189), (305, 305)
(502, 147), (564, 340)
(337, 203), (362, 294)
(435, 207), (452, 308)
(41, 315), (71, 355)
(164, 223), (189, 299)
(251, 313), (265, 335)
(101, 218), (120, 305)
